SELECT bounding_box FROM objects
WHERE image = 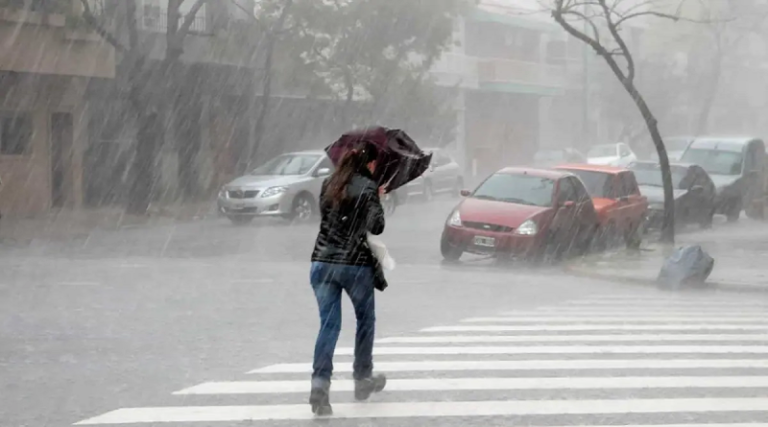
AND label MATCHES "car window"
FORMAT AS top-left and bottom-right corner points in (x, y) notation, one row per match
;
(630, 163), (689, 189)
(680, 148), (743, 176)
(562, 169), (611, 198)
(315, 156), (333, 173)
(569, 177), (591, 202)
(472, 173), (555, 207)
(557, 178), (578, 204)
(251, 154), (321, 176)
(618, 172), (640, 196)
(619, 145), (632, 157)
